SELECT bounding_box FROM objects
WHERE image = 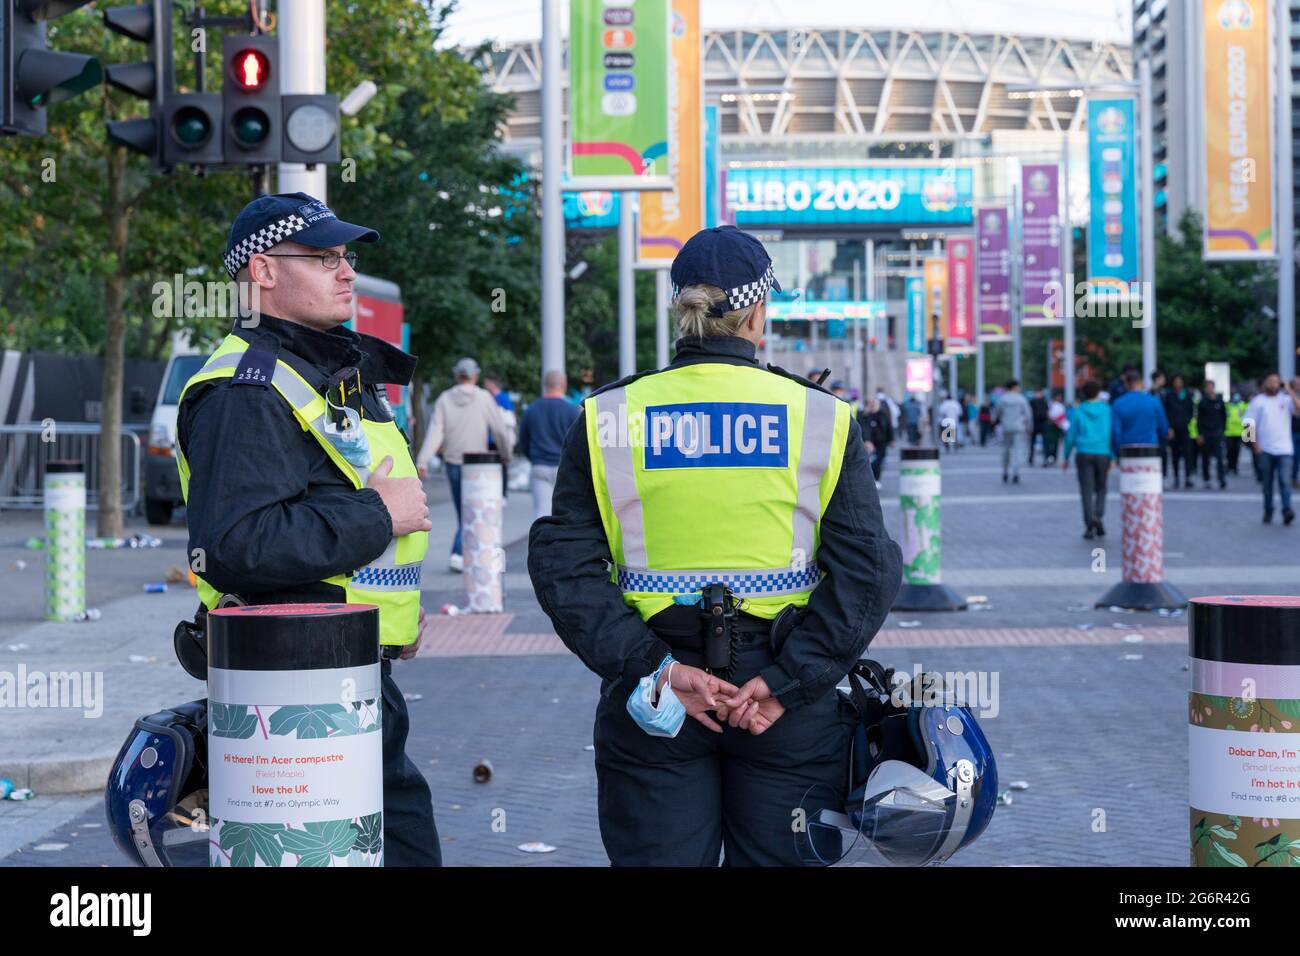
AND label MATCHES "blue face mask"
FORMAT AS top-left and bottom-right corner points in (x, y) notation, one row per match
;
(324, 399), (371, 467)
(627, 657), (686, 738)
